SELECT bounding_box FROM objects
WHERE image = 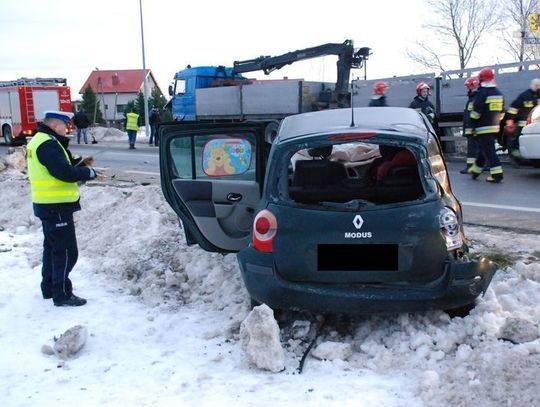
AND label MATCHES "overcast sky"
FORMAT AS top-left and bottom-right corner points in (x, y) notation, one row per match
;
(0, 0), (516, 99)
